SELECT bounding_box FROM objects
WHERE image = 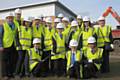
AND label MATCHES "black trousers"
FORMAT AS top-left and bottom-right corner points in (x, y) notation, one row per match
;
(42, 50), (51, 76)
(83, 63), (98, 79)
(101, 47), (110, 73)
(2, 45), (16, 77)
(52, 58), (66, 76)
(68, 62), (80, 79)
